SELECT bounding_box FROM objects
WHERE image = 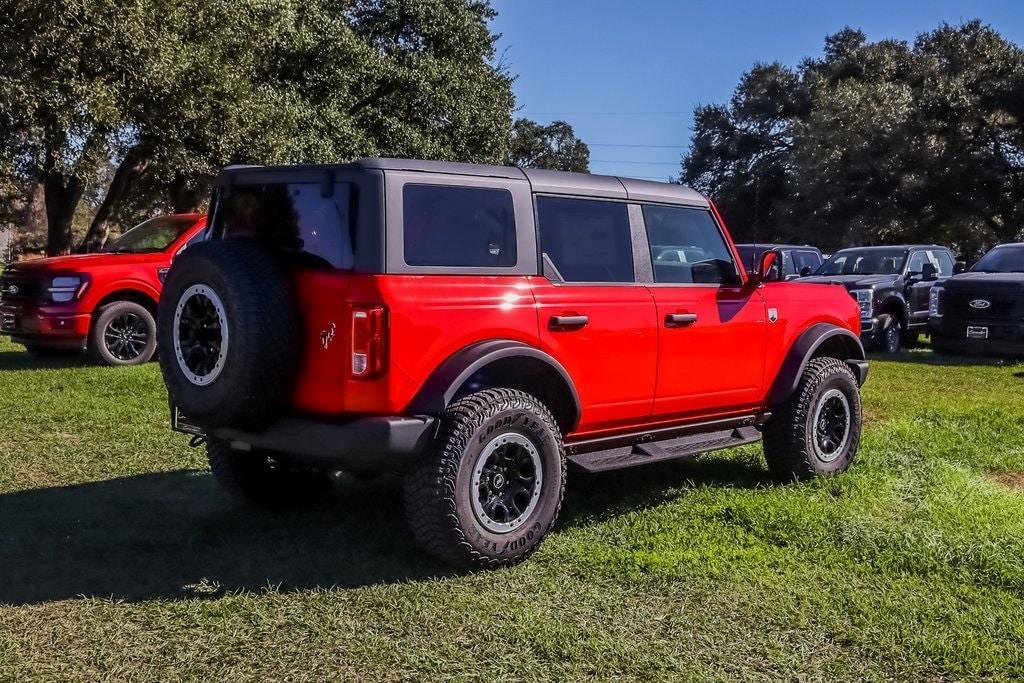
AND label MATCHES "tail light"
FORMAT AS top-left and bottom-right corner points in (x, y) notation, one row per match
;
(351, 304), (387, 378)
